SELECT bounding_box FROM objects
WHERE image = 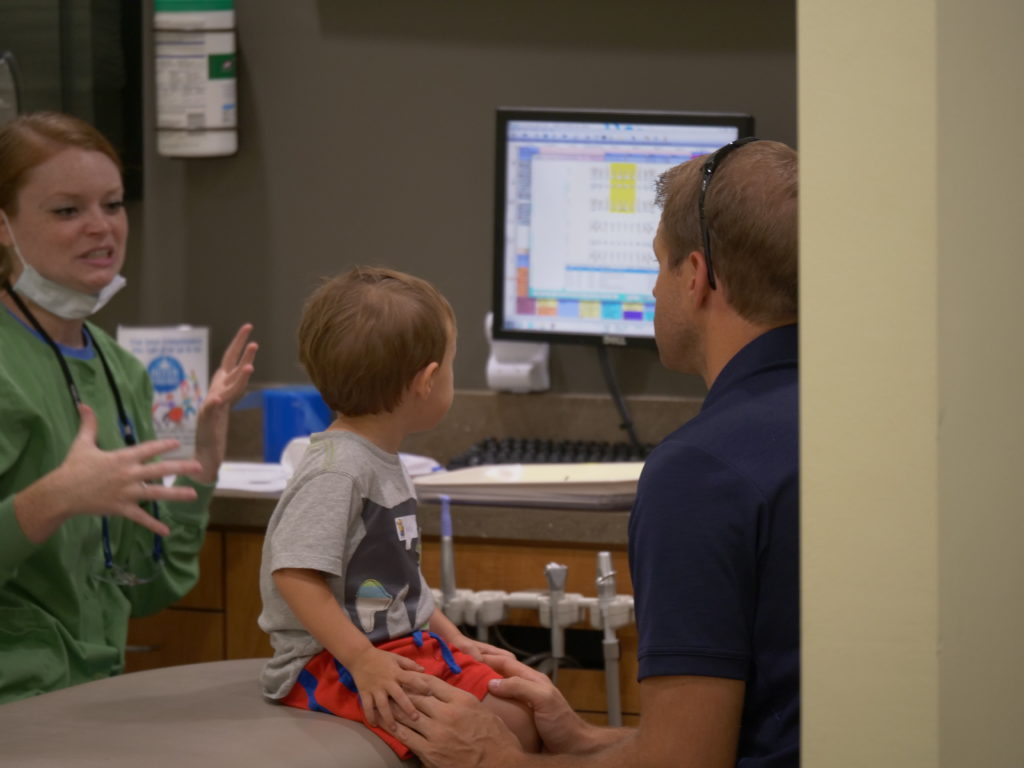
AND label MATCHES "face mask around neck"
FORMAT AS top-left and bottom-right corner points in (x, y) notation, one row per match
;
(1, 210), (126, 320)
